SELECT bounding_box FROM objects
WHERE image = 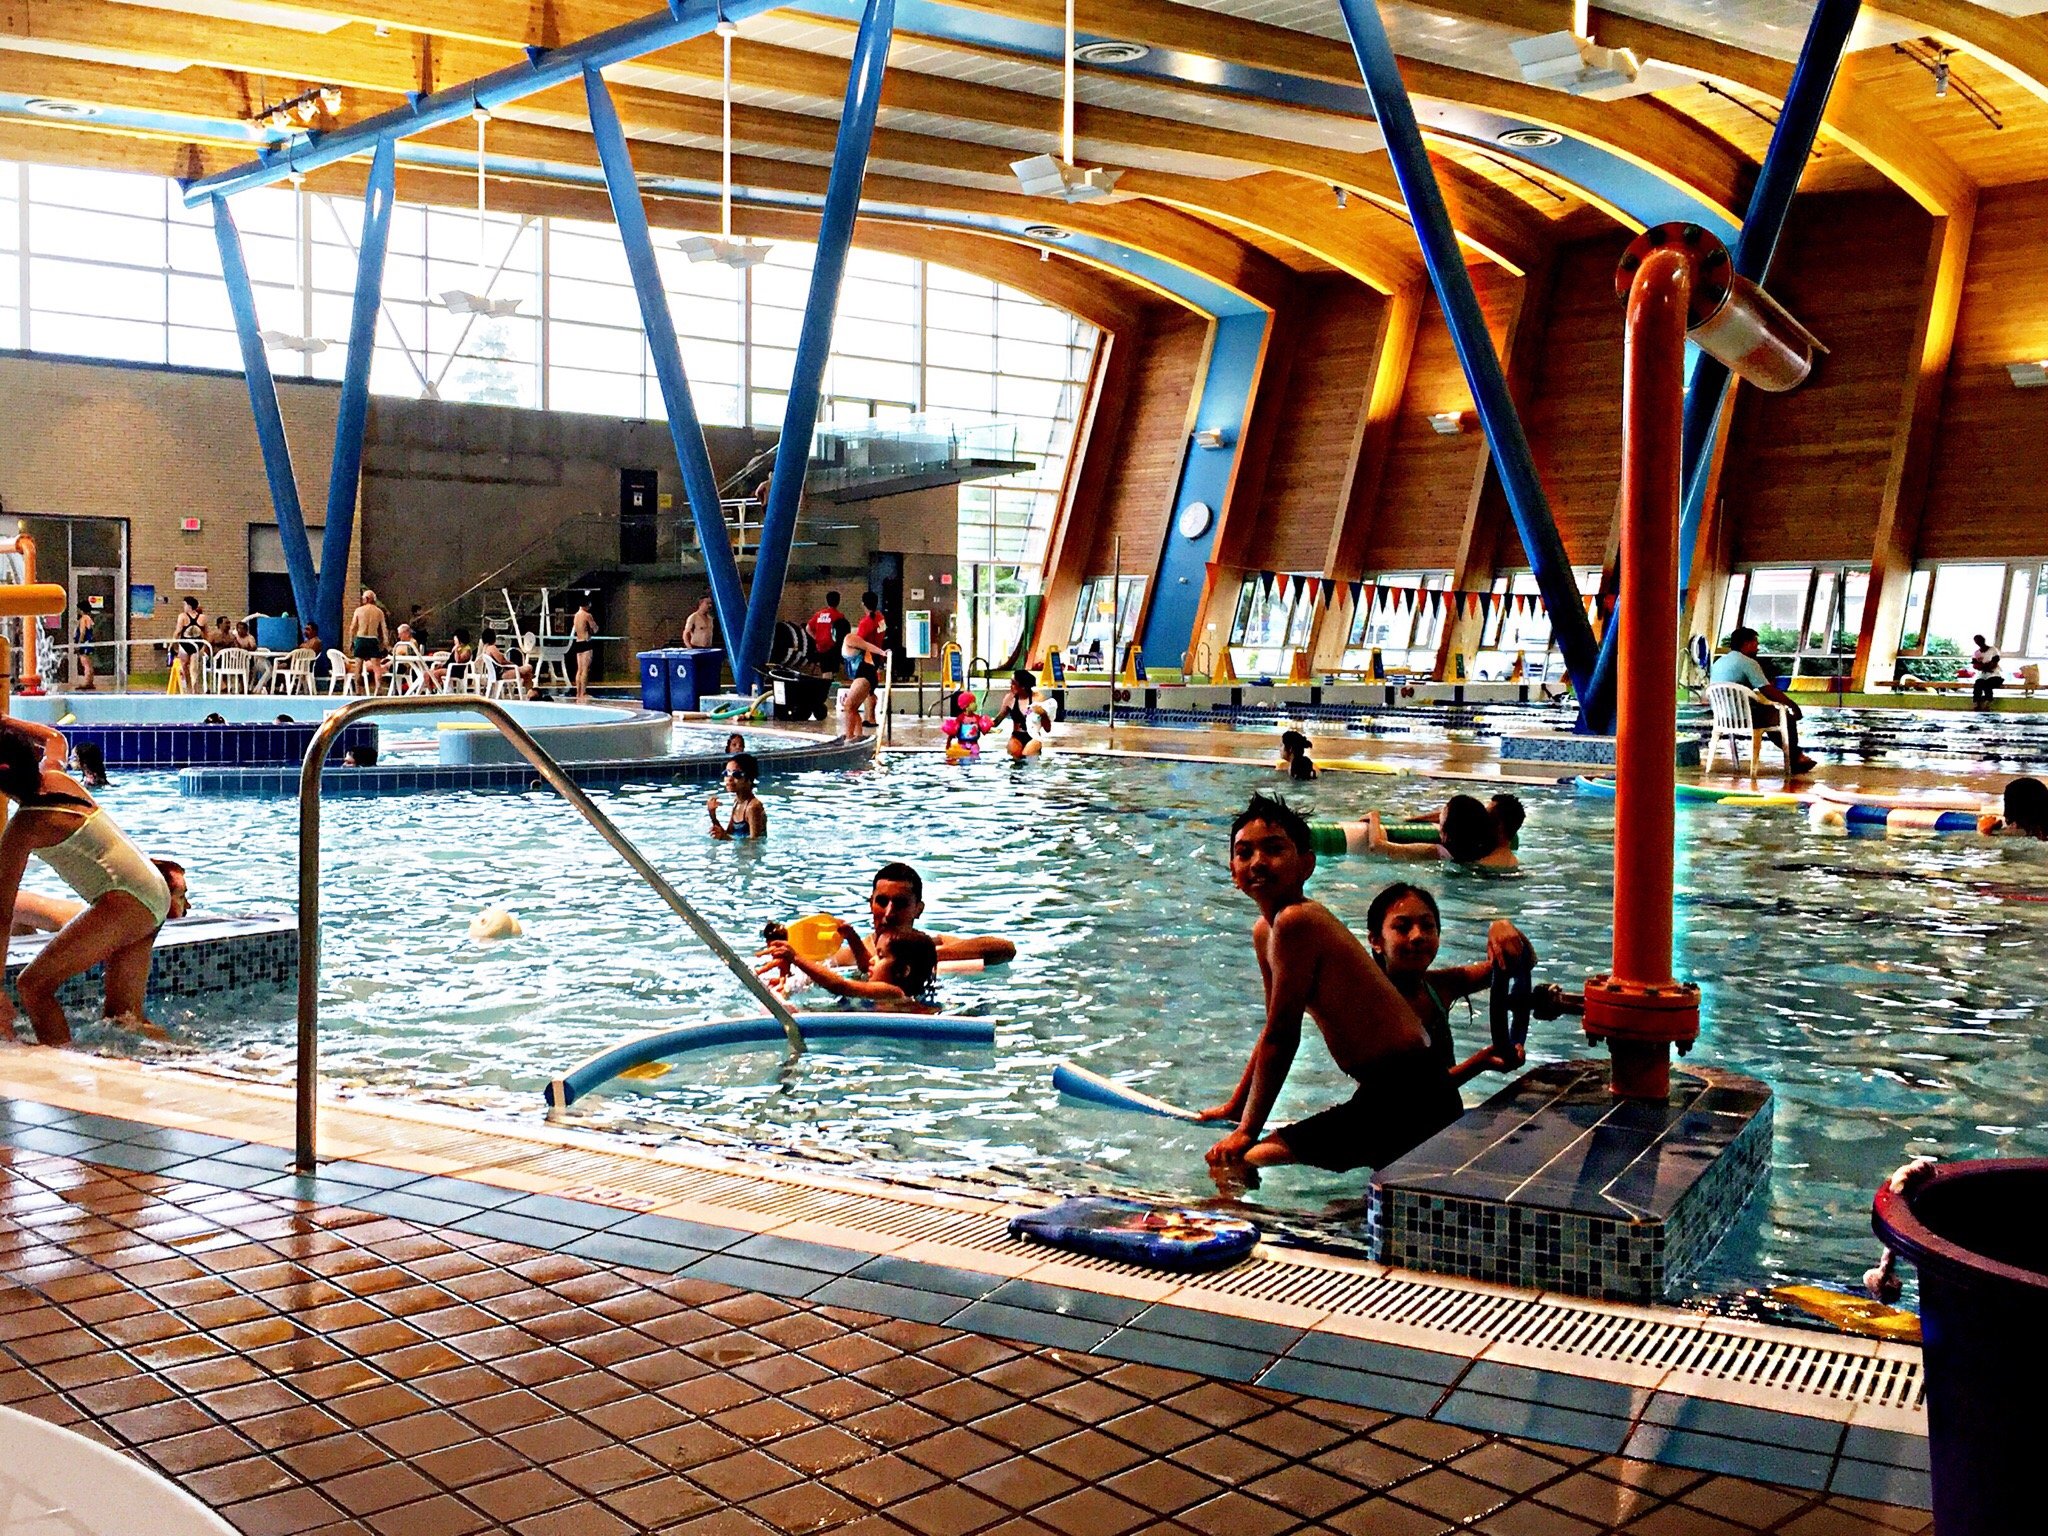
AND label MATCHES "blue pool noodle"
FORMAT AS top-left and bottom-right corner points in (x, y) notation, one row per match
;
(1051, 1062), (1202, 1121)
(546, 1012), (997, 1110)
